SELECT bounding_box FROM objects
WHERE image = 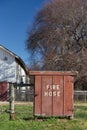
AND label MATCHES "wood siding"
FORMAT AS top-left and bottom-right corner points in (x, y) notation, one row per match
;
(0, 46), (27, 83)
